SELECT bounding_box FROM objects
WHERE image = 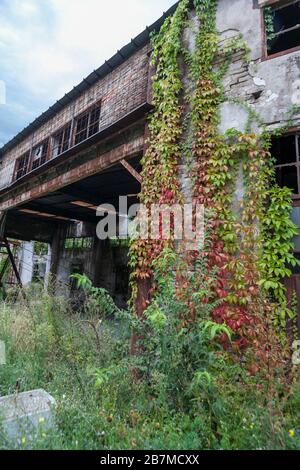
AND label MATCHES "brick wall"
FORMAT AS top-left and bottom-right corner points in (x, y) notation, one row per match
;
(0, 44), (150, 181)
